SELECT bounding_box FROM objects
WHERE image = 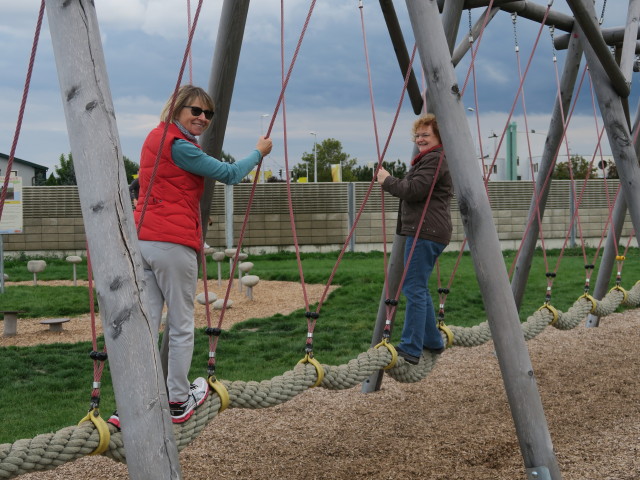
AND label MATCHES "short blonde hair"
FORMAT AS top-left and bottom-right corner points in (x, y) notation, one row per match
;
(412, 113), (441, 143)
(159, 85), (215, 123)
